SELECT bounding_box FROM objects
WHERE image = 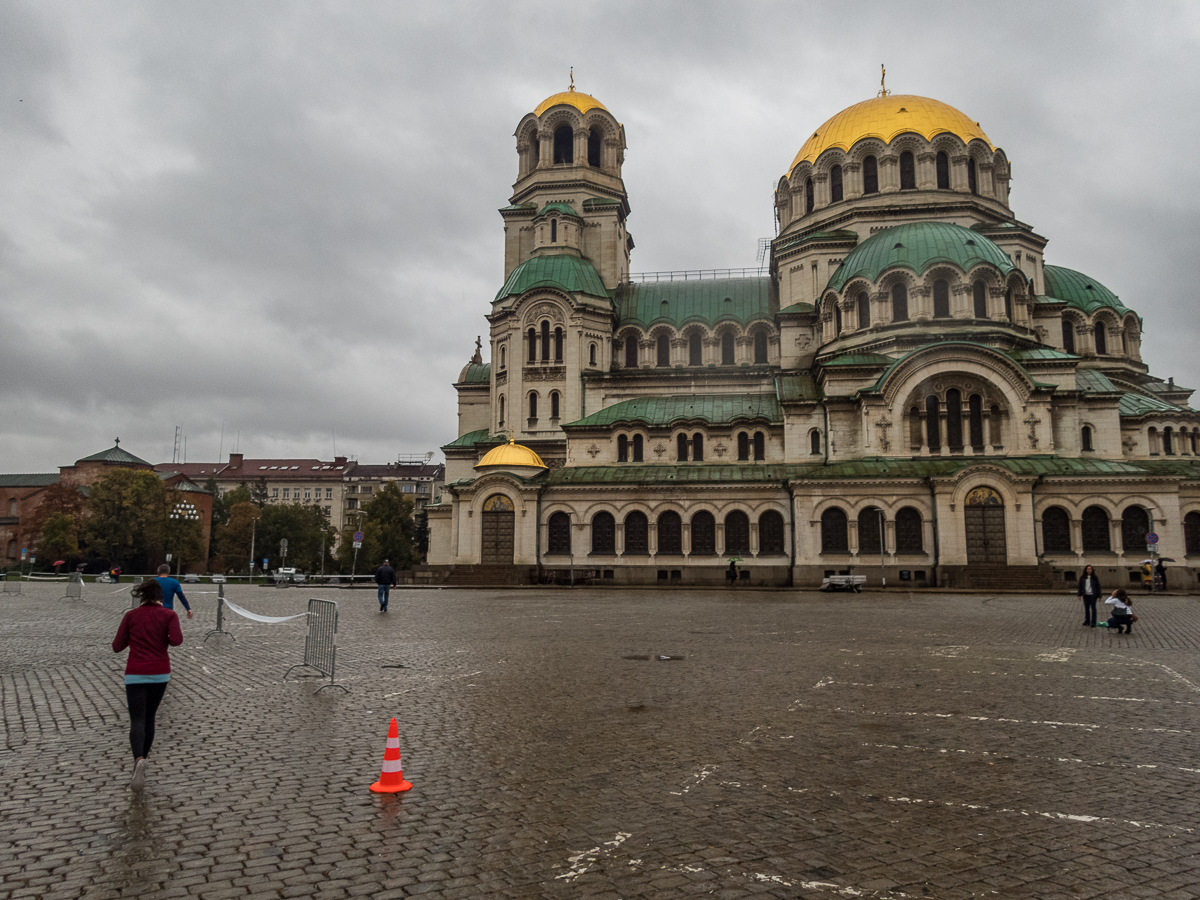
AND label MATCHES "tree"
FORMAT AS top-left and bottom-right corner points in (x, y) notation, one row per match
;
(214, 501), (262, 574)
(341, 483), (417, 572)
(24, 482), (86, 540)
(38, 512), (79, 563)
(256, 503), (336, 574)
(81, 469), (170, 572)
